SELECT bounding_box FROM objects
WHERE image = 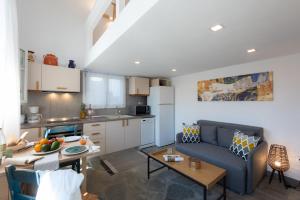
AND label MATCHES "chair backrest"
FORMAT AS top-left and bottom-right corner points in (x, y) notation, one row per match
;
(5, 165), (40, 200)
